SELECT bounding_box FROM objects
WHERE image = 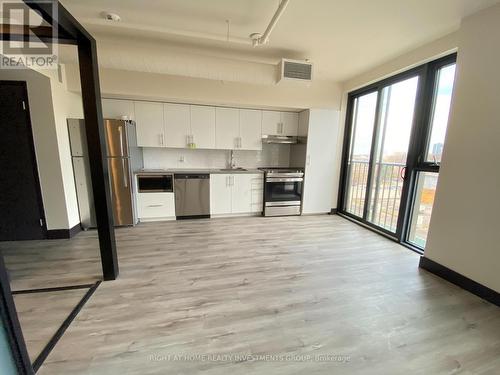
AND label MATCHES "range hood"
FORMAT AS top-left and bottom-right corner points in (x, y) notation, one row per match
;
(262, 135), (298, 144)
